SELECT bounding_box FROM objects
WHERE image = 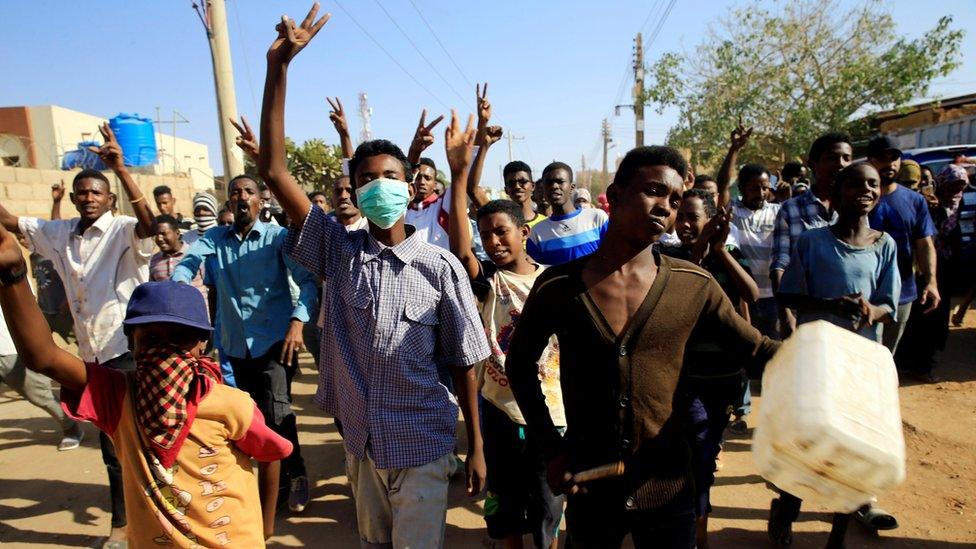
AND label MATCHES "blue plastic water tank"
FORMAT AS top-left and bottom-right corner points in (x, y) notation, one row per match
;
(109, 113), (157, 167)
(61, 141), (106, 170)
